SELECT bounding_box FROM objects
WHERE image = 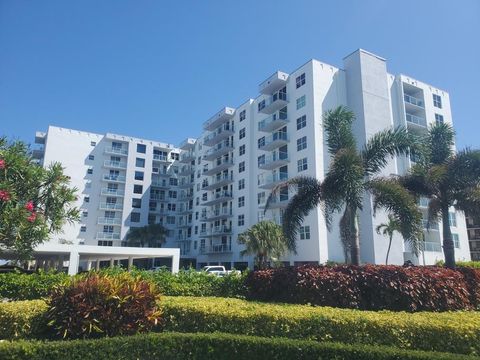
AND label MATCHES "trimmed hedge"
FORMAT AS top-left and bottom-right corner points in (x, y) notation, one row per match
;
(0, 268), (246, 301)
(0, 300), (48, 339)
(0, 332), (475, 360)
(246, 264), (480, 311)
(3, 297), (479, 355)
